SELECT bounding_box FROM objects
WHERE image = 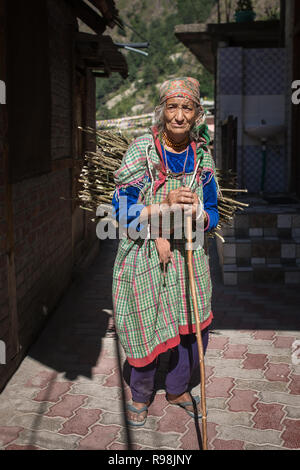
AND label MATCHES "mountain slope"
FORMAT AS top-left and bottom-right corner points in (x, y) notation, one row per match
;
(96, 0), (280, 120)
(96, 0), (216, 119)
